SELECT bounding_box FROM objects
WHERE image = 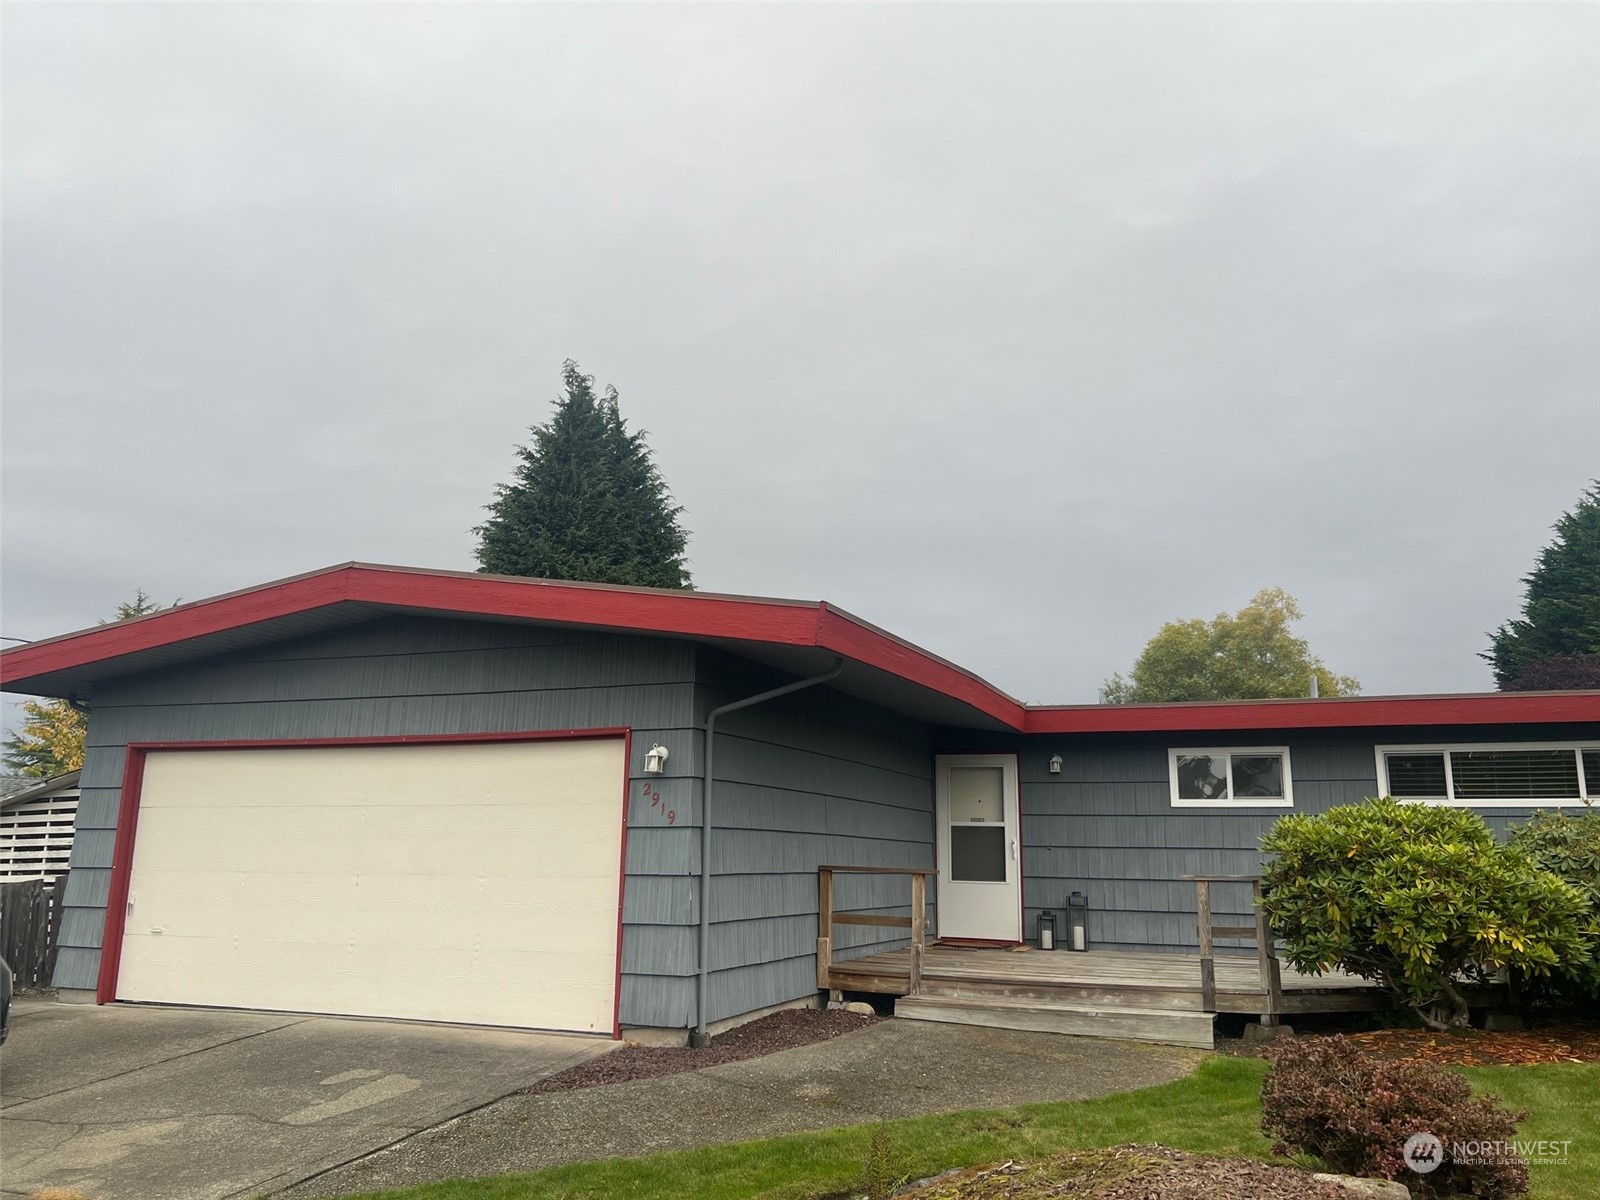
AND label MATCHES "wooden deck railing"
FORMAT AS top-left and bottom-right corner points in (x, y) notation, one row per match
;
(1180, 874), (1284, 1020)
(817, 865), (936, 996)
